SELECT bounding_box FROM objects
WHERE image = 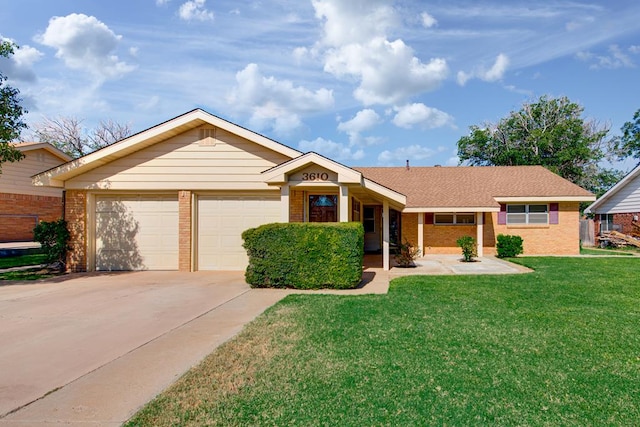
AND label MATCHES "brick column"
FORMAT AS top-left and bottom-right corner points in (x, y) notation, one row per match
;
(178, 191), (192, 271)
(65, 190), (87, 272)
